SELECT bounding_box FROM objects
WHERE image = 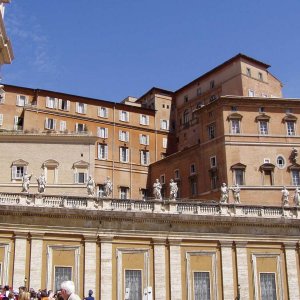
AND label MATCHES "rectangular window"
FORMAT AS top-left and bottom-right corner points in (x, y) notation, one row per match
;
(125, 270), (142, 300)
(120, 187), (129, 199)
(194, 272), (211, 300)
(248, 90), (255, 97)
(210, 170), (218, 190)
(75, 172), (87, 184)
(259, 107), (265, 113)
(140, 150), (150, 165)
(45, 118), (56, 130)
(160, 119), (169, 130)
(119, 110), (129, 122)
(162, 138), (168, 149)
(246, 67), (251, 77)
(139, 134), (149, 145)
(292, 170), (300, 185)
(98, 184), (105, 198)
(58, 99), (70, 111)
(76, 102), (87, 114)
(59, 120), (67, 132)
(258, 72), (263, 81)
(197, 87), (202, 96)
(98, 107), (108, 118)
(234, 169), (244, 185)
(210, 80), (215, 89)
(119, 130), (129, 142)
(98, 144), (108, 160)
(210, 156), (217, 168)
(260, 273), (277, 300)
(16, 95), (28, 107)
(208, 124), (215, 139)
(0, 89), (5, 103)
(55, 267), (72, 294)
(140, 114), (149, 125)
(190, 178), (197, 196)
(190, 164), (196, 174)
(12, 166), (25, 180)
(174, 169), (180, 180)
(46, 97), (57, 109)
(263, 170), (273, 186)
(287, 121), (296, 135)
(184, 95), (189, 103)
(259, 121), (268, 135)
(231, 106), (237, 112)
(97, 127), (108, 138)
(75, 123), (86, 133)
(120, 147), (129, 163)
(231, 120), (240, 134)
(160, 174), (165, 184)
(0, 114), (3, 126)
